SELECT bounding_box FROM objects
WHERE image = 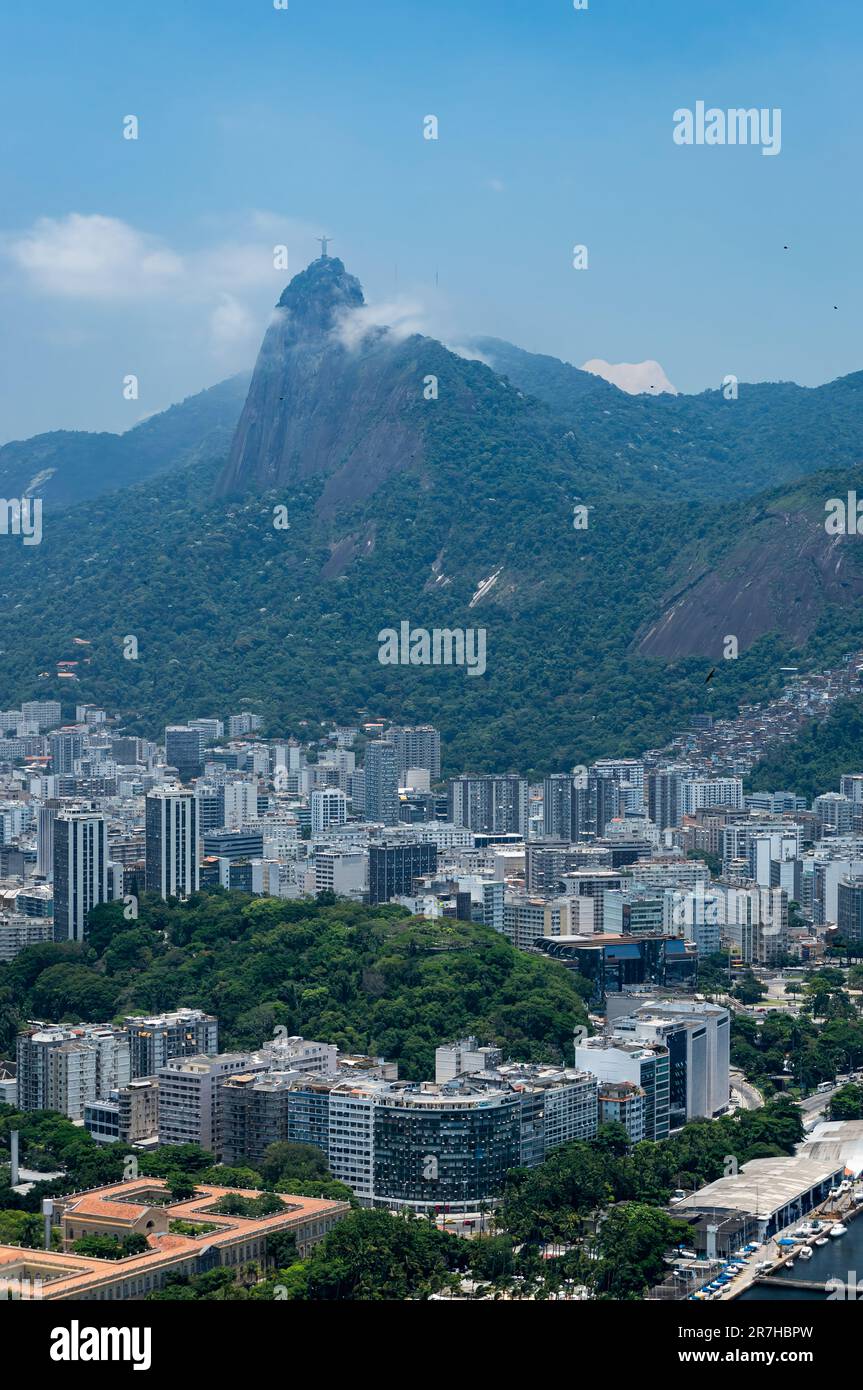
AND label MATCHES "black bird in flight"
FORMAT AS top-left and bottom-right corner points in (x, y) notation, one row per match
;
(705, 667), (716, 684)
